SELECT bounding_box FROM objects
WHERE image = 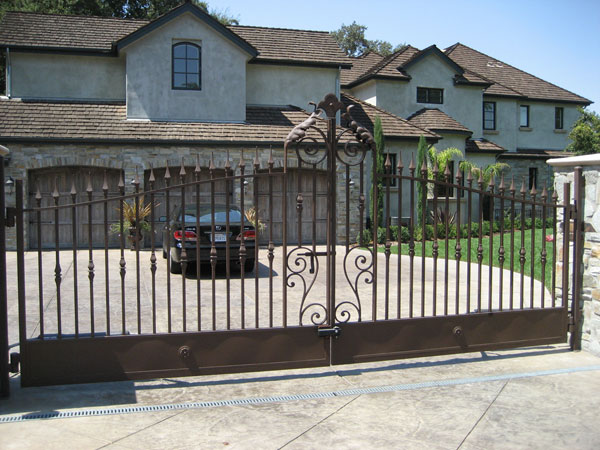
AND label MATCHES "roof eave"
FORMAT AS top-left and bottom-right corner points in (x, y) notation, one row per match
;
(483, 92), (591, 105)
(344, 74), (410, 89)
(116, 2), (258, 57)
(3, 45), (116, 56)
(249, 58), (351, 69)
